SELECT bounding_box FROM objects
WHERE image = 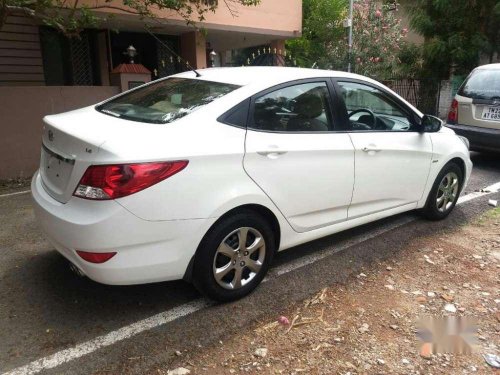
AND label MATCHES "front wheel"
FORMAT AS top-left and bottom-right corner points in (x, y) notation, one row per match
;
(421, 162), (463, 220)
(192, 210), (275, 302)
